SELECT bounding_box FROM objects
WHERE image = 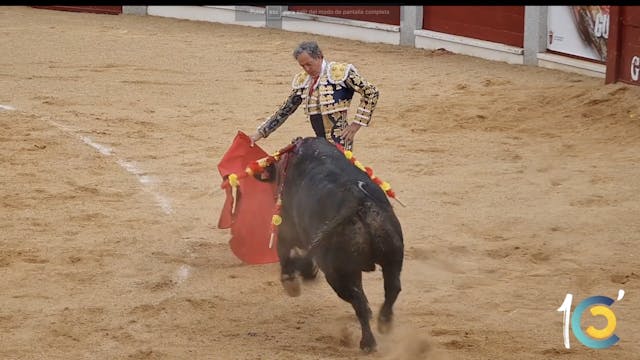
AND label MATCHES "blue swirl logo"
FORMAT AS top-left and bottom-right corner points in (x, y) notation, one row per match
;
(557, 290), (624, 349)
